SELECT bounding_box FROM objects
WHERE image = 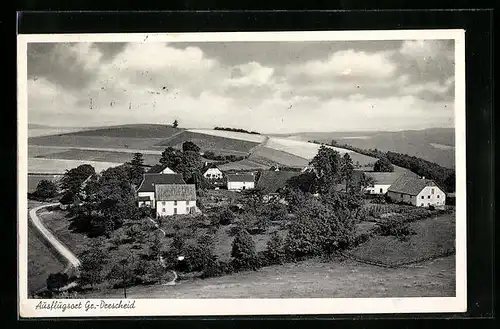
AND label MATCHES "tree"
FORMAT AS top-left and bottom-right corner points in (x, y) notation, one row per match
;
(35, 180), (58, 198)
(373, 157), (394, 172)
(127, 153), (145, 186)
(444, 172), (456, 193)
(231, 229), (259, 271)
(172, 119), (179, 128)
(309, 145), (342, 193)
(340, 153), (354, 193)
(60, 164), (96, 195)
(159, 147), (184, 171)
(285, 171), (318, 194)
(78, 238), (108, 288)
(182, 141), (201, 153)
(264, 231), (286, 265)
